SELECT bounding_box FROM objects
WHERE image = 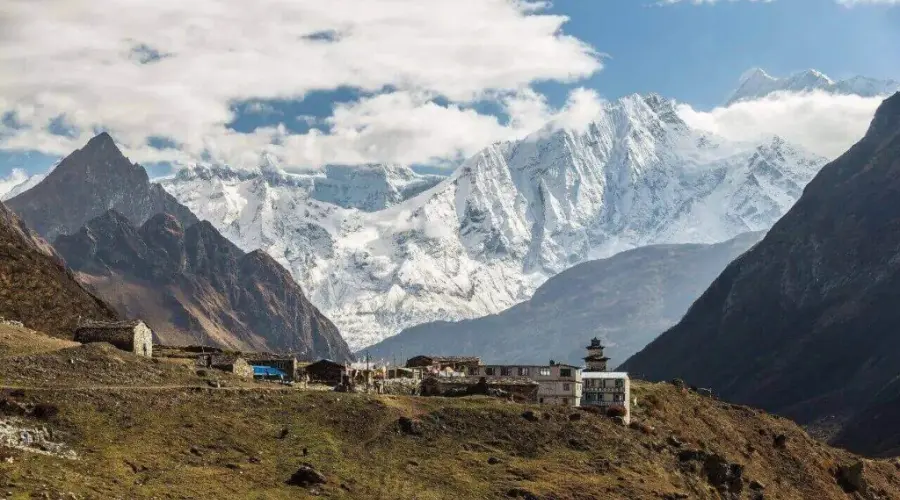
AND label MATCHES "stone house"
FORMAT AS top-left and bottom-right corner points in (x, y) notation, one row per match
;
(405, 355), (481, 374)
(471, 363), (583, 406)
(421, 375), (539, 402)
(195, 353), (254, 379)
(305, 359), (346, 385)
(74, 319), (153, 358)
